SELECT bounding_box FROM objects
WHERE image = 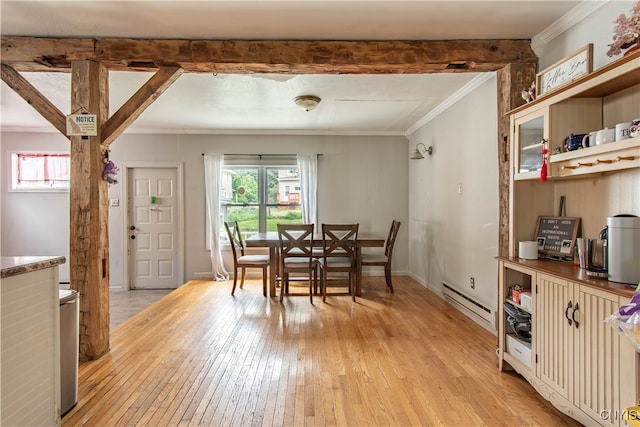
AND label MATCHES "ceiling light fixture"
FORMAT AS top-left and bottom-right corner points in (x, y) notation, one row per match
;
(294, 95), (321, 111)
(410, 143), (433, 159)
